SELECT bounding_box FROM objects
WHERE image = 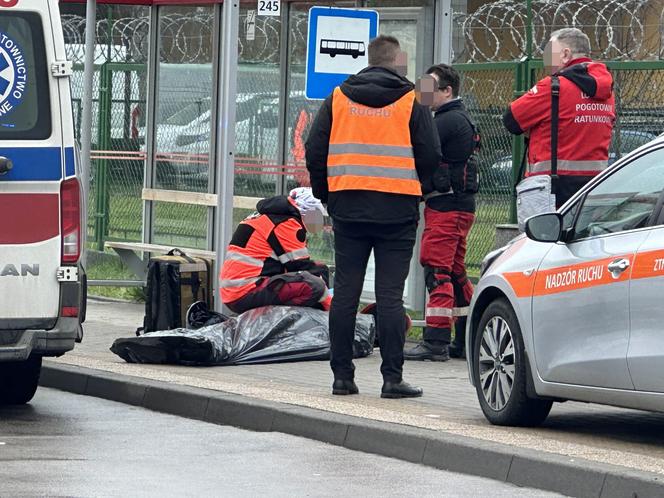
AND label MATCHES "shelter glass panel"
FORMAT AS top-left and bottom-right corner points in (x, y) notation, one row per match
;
(235, 3), (282, 205)
(154, 5), (214, 195)
(152, 5), (215, 249)
(61, 4), (150, 248)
